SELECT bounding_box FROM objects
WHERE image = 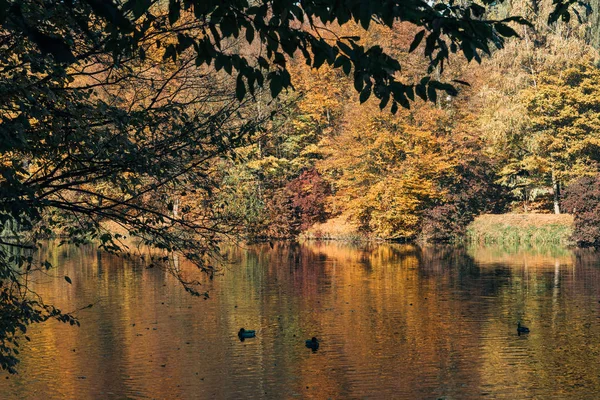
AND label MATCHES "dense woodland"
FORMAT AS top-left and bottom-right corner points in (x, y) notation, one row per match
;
(0, 0), (599, 374)
(219, 3), (600, 245)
